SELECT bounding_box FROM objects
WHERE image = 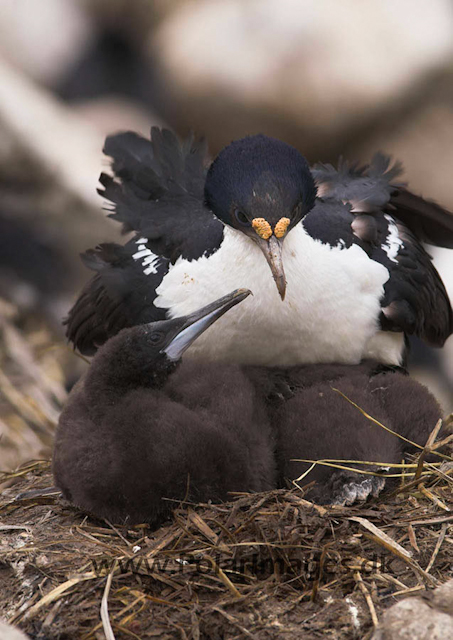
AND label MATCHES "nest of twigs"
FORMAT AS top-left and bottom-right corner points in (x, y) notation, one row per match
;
(1, 297), (453, 639)
(1, 448), (453, 639)
(0, 297), (76, 472)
